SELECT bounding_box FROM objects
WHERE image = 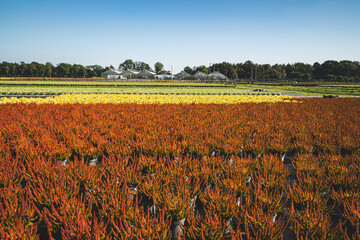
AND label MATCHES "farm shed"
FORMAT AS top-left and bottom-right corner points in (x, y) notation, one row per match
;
(120, 69), (140, 79)
(136, 69), (156, 79)
(208, 71), (228, 81)
(155, 70), (173, 80)
(101, 69), (125, 79)
(192, 71), (208, 80)
(174, 71), (191, 80)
